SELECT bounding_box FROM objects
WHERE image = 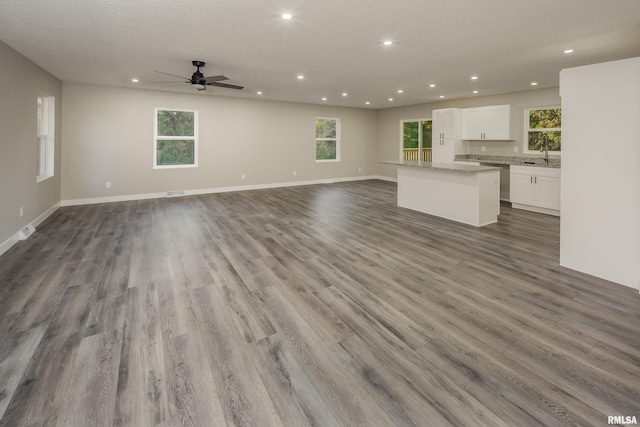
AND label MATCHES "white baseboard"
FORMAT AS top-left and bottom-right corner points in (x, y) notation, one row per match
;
(375, 175), (397, 183)
(0, 202), (61, 258)
(0, 233), (20, 258)
(32, 202), (62, 227)
(511, 202), (560, 217)
(61, 175), (389, 206)
(61, 192), (167, 207)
